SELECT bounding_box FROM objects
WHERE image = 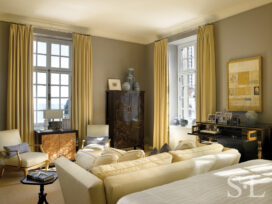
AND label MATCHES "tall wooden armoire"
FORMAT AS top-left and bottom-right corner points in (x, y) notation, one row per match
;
(106, 91), (144, 149)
